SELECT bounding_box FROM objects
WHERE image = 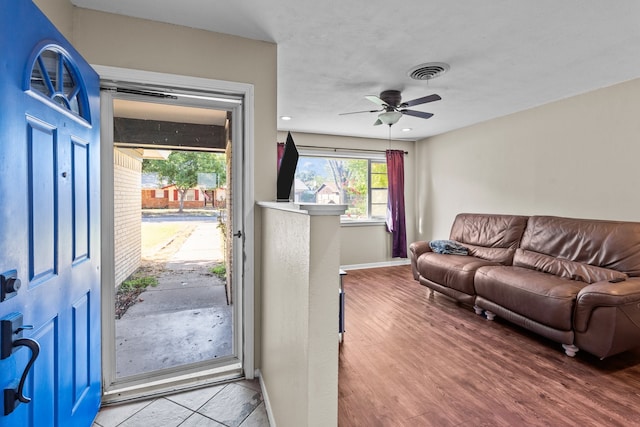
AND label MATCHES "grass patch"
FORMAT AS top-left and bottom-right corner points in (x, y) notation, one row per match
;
(210, 264), (226, 279)
(119, 276), (158, 292)
(115, 274), (158, 319)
